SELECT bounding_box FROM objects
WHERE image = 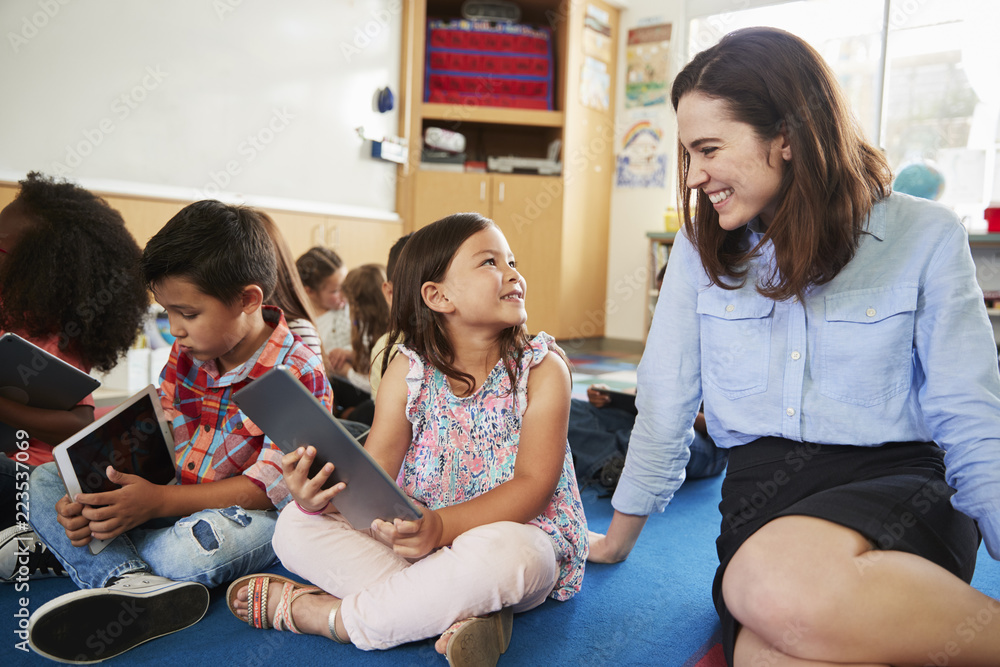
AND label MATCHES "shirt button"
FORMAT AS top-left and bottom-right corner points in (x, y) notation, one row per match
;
(725, 304), (735, 313)
(790, 351), (801, 360)
(786, 407), (795, 417)
(866, 307), (876, 317)
(187, 461), (195, 470)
